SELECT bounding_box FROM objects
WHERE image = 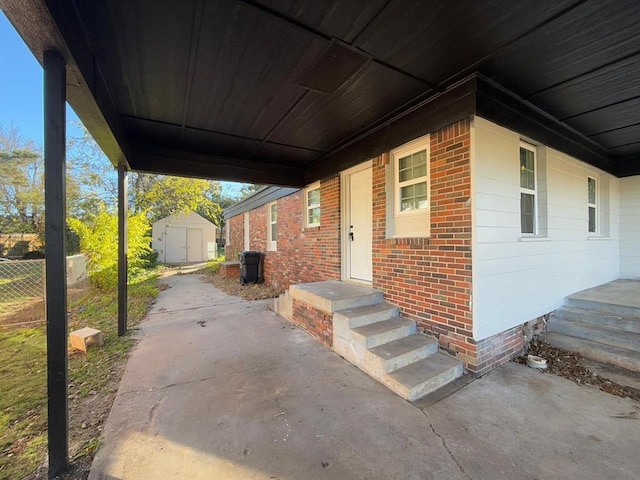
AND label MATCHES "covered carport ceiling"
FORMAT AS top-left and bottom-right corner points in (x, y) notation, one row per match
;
(3, 0), (640, 186)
